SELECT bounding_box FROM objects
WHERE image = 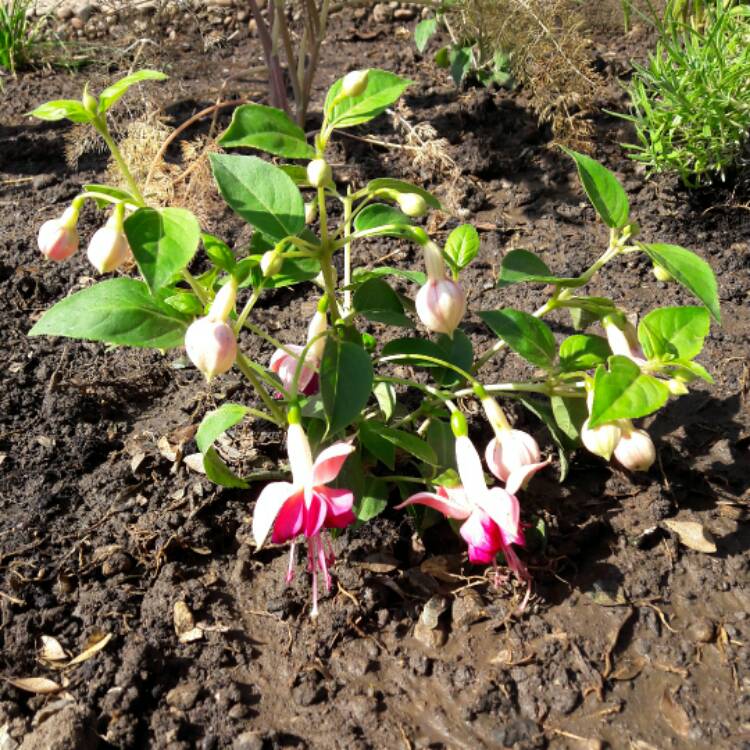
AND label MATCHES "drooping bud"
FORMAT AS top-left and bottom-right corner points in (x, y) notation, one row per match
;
(82, 87), (99, 117)
(397, 192), (428, 218)
(306, 309), (328, 361)
(86, 208), (130, 273)
(485, 427), (542, 484)
(304, 201), (318, 224)
(652, 264), (674, 283)
(184, 317), (237, 381)
(341, 69), (369, 98)
(207, 276), (238, 322)
(613, 423), (656, 472)
(580, 418), (622, 461)
(422, 240), (446, 280)
(307, 158), (332, 189)
(415, 277), (466, 336)
(667, 378), (689, 396)
(603, 315), (645, 365)
(260, 250), (283, 278)
(38, 205), (80, 261)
